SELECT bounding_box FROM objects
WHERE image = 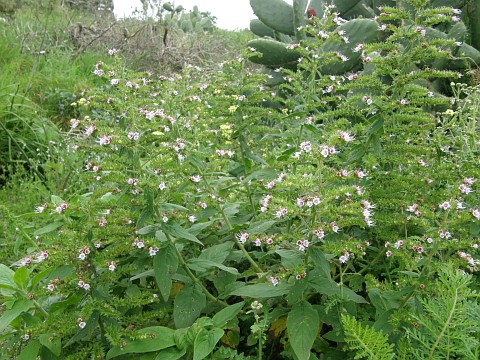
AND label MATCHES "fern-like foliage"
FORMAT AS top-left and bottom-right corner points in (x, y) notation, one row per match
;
(406, 265), (480, 360)
(342, 315), (395, 360)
